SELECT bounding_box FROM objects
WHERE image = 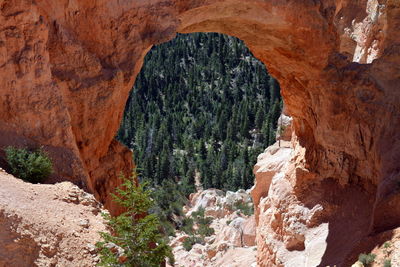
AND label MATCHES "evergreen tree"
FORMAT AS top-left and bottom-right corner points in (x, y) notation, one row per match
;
(117, 32), (282, 193)
(96, 172), (174, 266)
